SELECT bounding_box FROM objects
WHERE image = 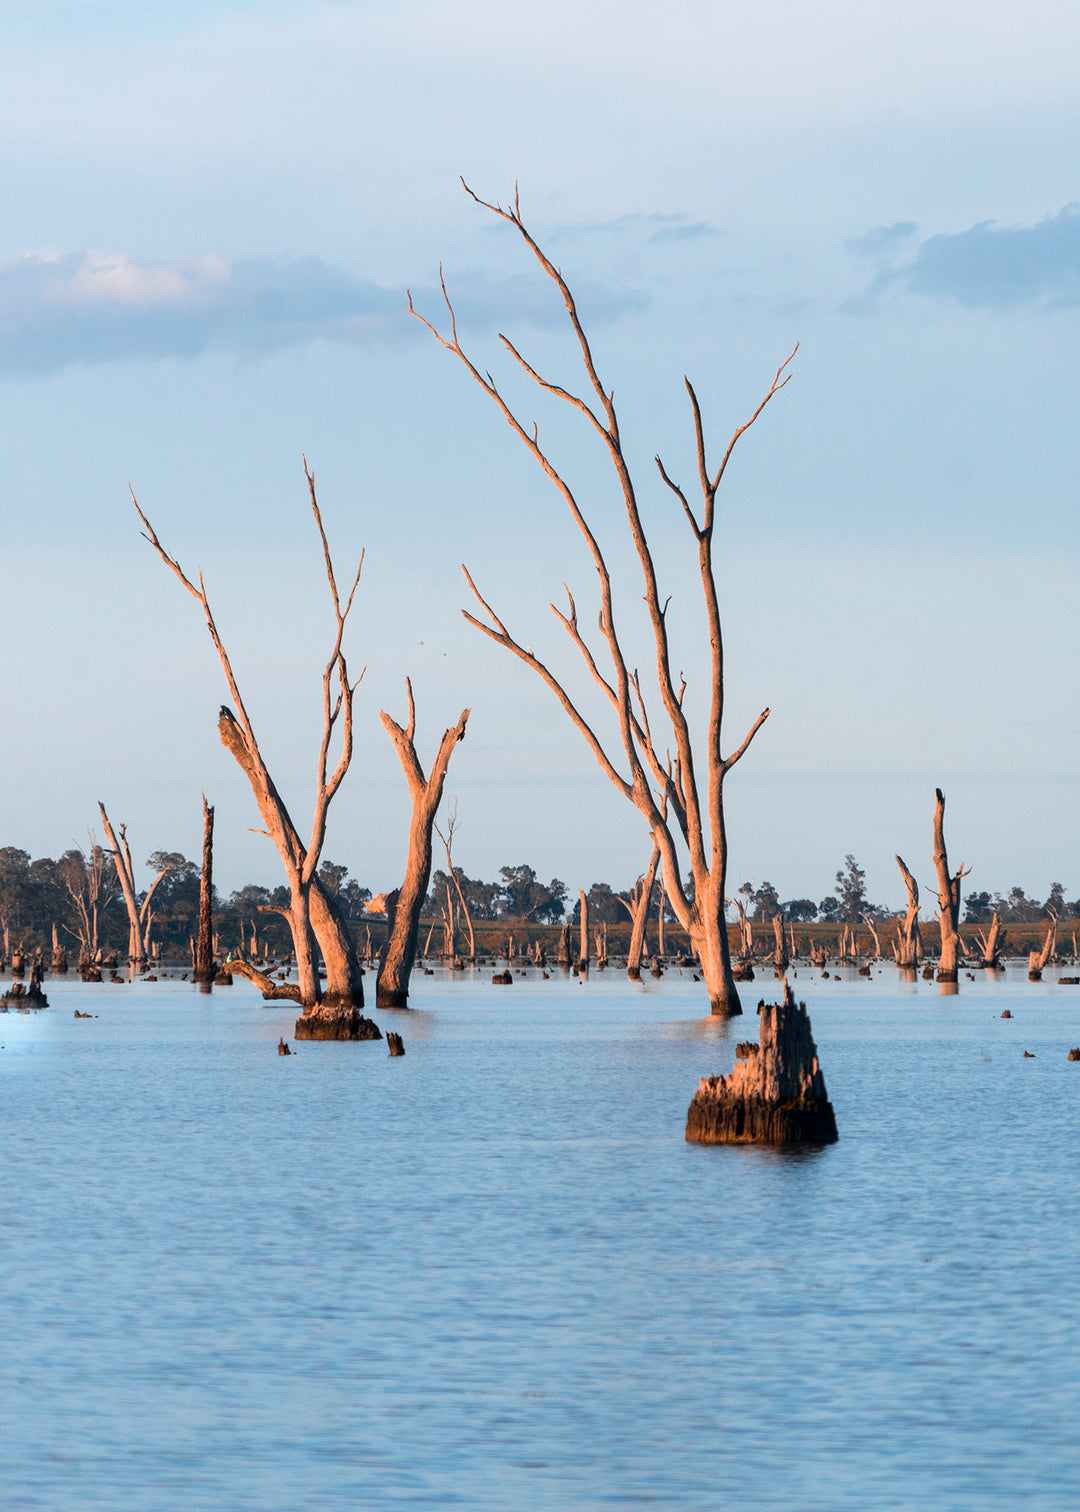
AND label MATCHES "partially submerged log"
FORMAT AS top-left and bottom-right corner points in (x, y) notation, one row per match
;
(293, 1006), (383, 1041)
(229, 955), (302, 1002)
(685, 983), (837, 1145)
